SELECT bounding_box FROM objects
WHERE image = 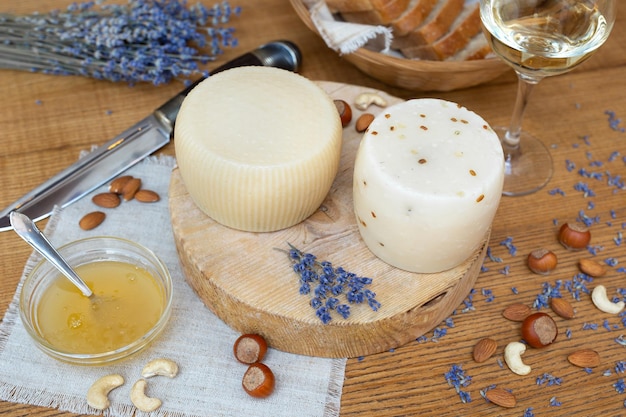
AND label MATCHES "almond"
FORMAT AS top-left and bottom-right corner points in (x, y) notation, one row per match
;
(502, 303), (531, 322)
(135, 189), (160, 203)
(567, 349), (601, 368)
(484, 387), (516, 408)
(355, 113), (375, 133)
(578, 258), (607, 277)
(79, 211), (105, 230)
(109, 175), (133, 194)
(550, 297), (575, 319)
(92, 192), (121, 208)
(121, 177), (142, 201)
(472, 338), (497, 363)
